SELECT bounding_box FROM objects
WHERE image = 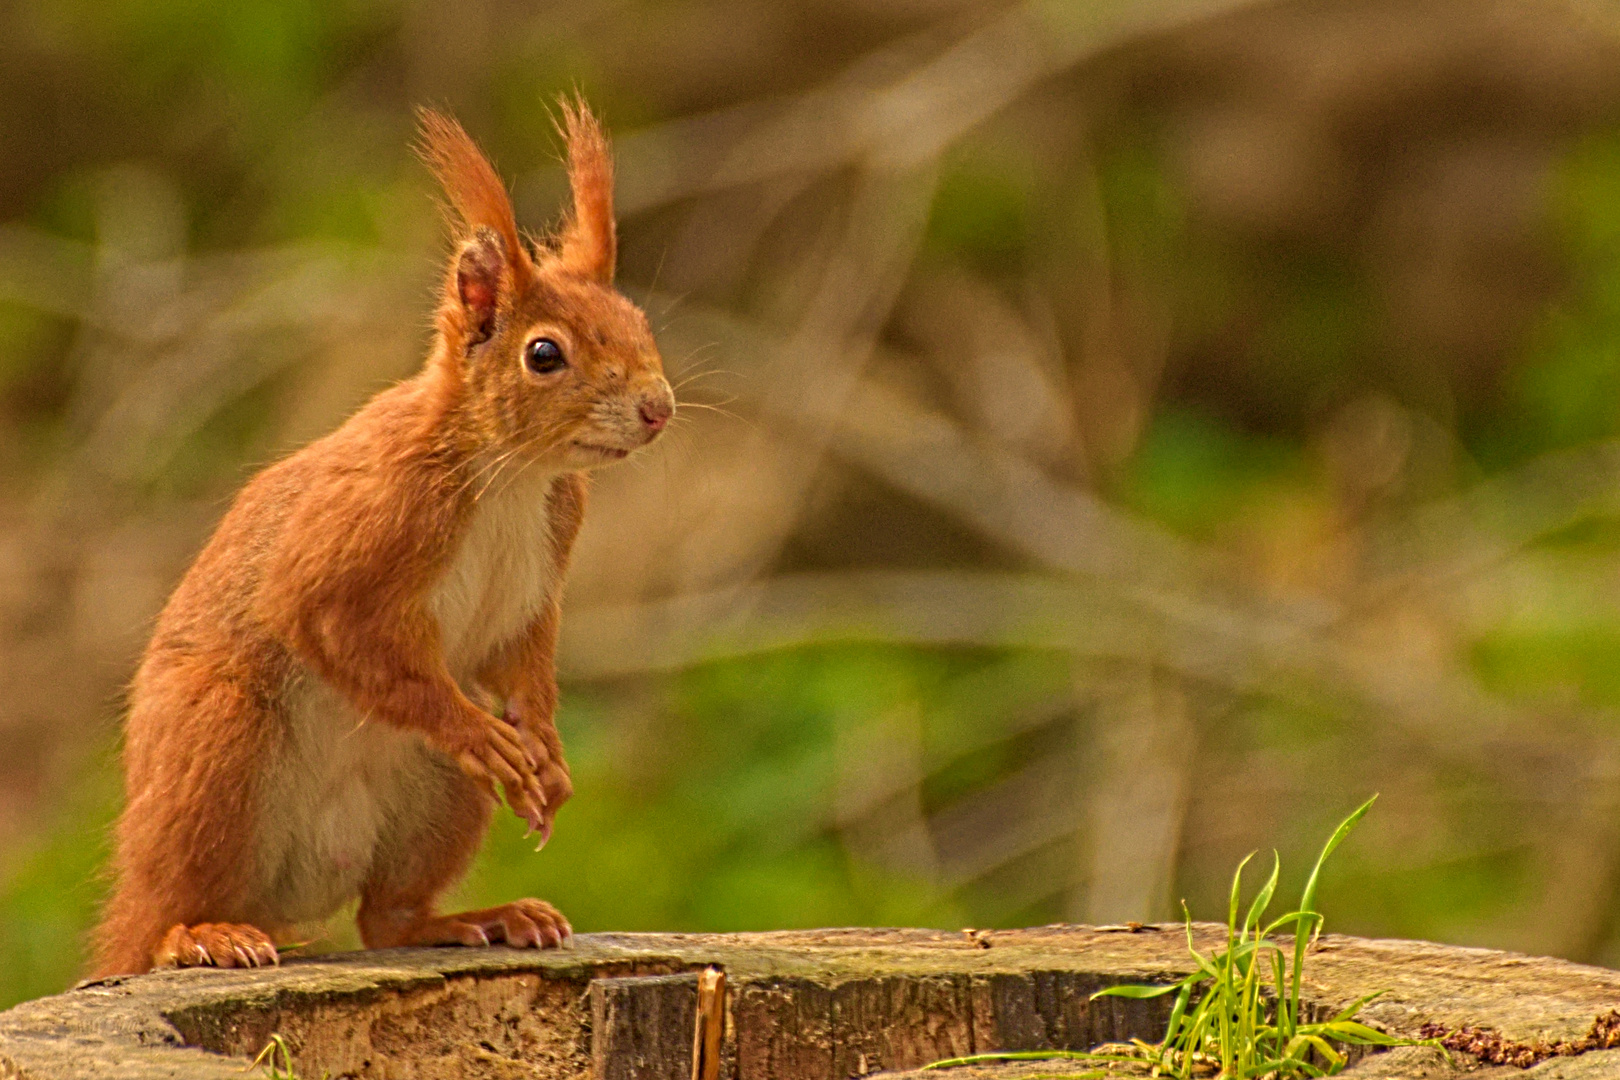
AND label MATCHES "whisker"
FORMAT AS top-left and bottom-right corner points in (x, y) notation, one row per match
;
(477, 427), (568, 503)
(657, 289), (691, 326)
(472, 447), (529, 502)
(671, 342), (722, 367)
(677, 393), (742, 409)
(676, 400), (746, 418)
(452, 416), (575, 504)
(488, 449), (545, 501)
(671, 366), (736, 393)
(675, 341), (721, 361)
(673, 400), (759, 432)
(455, 428), (552, 496)
(643, 245), (670, 307)
(655, 307), (699, 337)
(450, 444), (527, 503)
